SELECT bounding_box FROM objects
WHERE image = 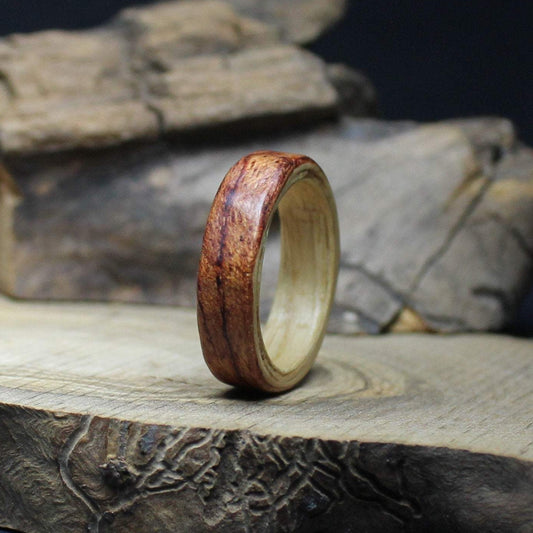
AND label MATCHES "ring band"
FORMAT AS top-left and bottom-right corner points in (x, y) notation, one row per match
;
(197, 151), (339, 392)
